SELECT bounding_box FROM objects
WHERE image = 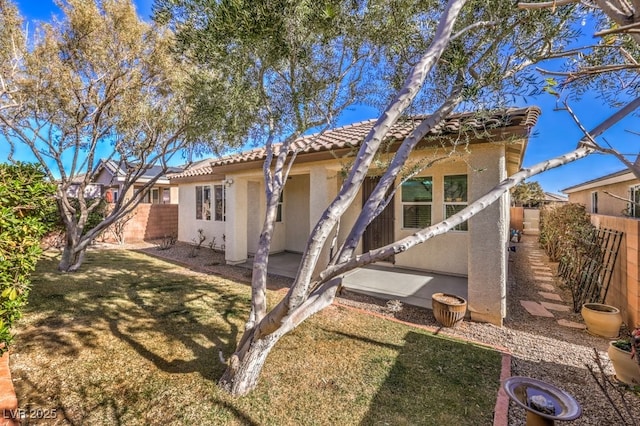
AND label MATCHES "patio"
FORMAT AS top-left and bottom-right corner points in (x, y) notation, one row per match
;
(237, 251), (468, 309)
